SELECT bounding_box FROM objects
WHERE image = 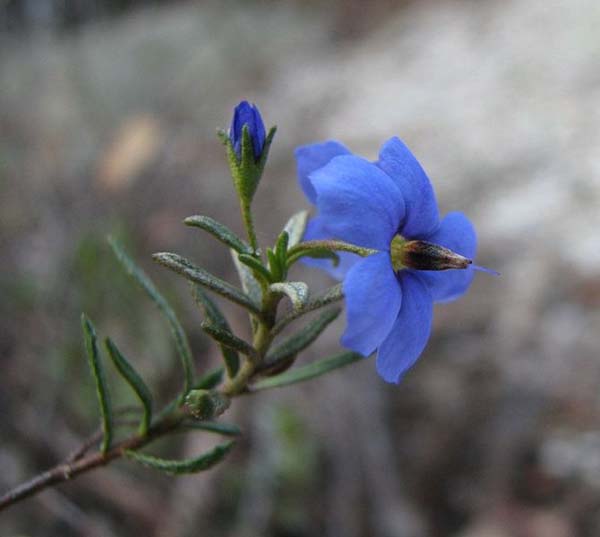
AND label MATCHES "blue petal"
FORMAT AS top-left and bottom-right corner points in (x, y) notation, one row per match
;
(309, 155), (406, 250)
(376, 137), (440, 238)
(294, 141), (351, 204)
(230, 101), (266, 159)
(341, 252), (402, 357)
(418, 212), (477, 303)
(376, 272), (433, 383)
